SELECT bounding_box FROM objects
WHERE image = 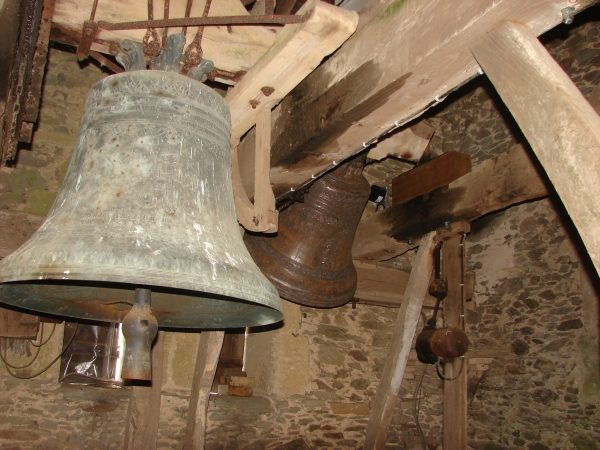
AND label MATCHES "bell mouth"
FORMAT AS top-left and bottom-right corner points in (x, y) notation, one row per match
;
(0, 279), (283, 330)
